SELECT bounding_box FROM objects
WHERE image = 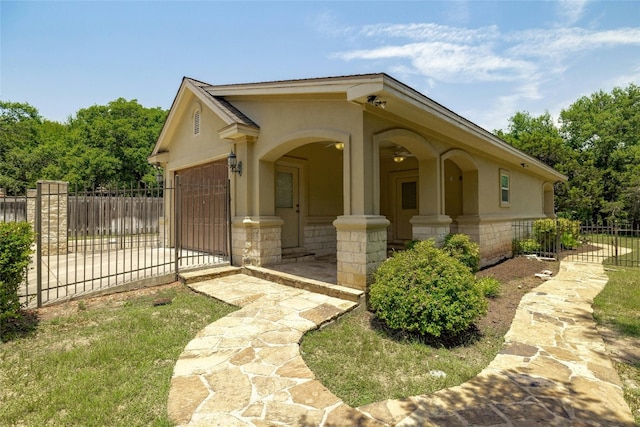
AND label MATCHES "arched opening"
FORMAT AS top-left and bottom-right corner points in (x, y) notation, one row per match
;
(375, 129), (438, 245)
(441, 150), (479, 233)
